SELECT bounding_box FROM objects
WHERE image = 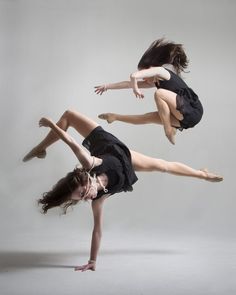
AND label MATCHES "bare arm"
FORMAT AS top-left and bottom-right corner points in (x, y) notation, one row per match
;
(131, 67), (170, 80)
(130, 67), (170, 98)
(75, 195), (107, 272)
(39, 117), (99, 169)
(94, 80), (153, 95)
(94, 81), (131, 95)
(105, 81), (131, 90)
(89, 196), (106, 262)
